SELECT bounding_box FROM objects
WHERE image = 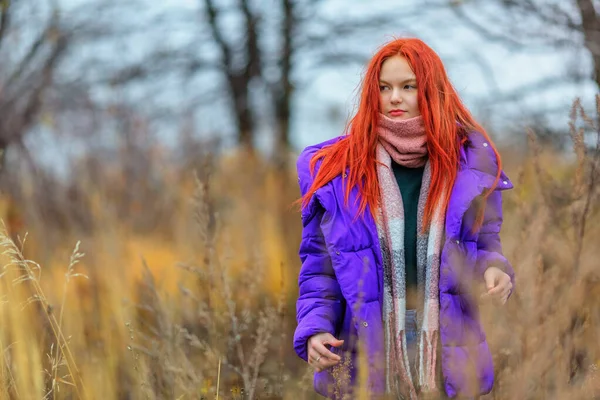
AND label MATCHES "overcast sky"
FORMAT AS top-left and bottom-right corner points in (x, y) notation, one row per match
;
(23, 0), (598, 177)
